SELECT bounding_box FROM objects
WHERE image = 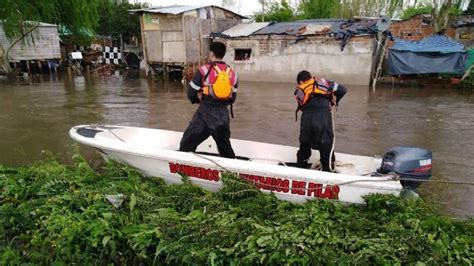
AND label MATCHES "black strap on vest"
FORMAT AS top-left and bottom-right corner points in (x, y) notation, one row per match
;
(202, 63), (214, 82)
